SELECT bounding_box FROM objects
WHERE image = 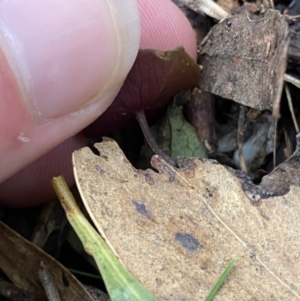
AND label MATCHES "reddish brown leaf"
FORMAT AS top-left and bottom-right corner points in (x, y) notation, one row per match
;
(84, 47), (200, 138)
